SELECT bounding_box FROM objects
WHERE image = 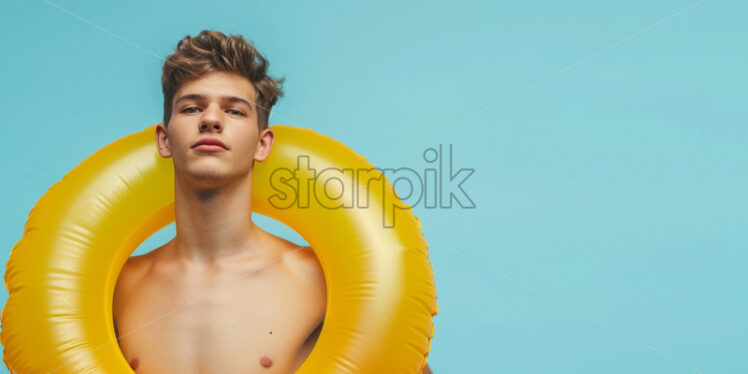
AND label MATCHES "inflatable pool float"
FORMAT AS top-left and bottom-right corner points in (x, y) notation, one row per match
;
(1, 124), (438, 373)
